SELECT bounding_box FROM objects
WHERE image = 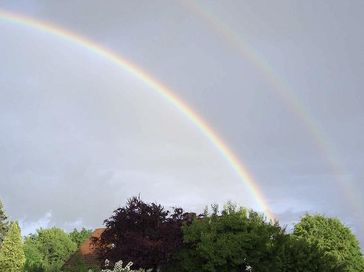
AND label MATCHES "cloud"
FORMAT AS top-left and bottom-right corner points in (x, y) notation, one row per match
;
(19, 211), (52, 236)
